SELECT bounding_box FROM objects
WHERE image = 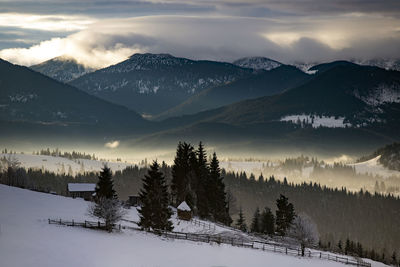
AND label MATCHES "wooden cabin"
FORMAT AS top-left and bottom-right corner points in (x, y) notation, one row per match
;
(177, 201), (192, 220)
(67, 183), (96, 201)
